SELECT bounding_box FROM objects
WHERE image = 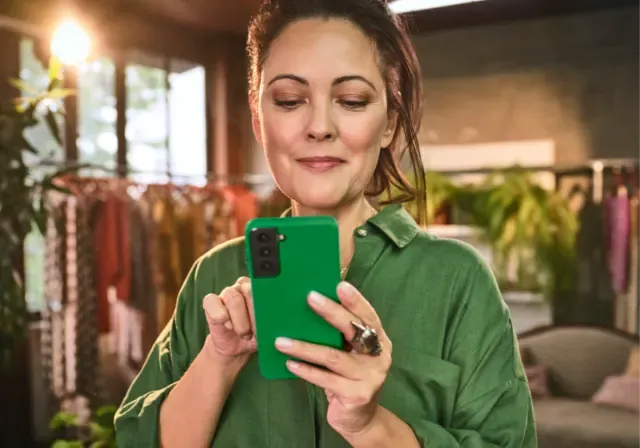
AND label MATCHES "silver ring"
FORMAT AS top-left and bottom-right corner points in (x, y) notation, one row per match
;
(350, 321), (383, 356)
